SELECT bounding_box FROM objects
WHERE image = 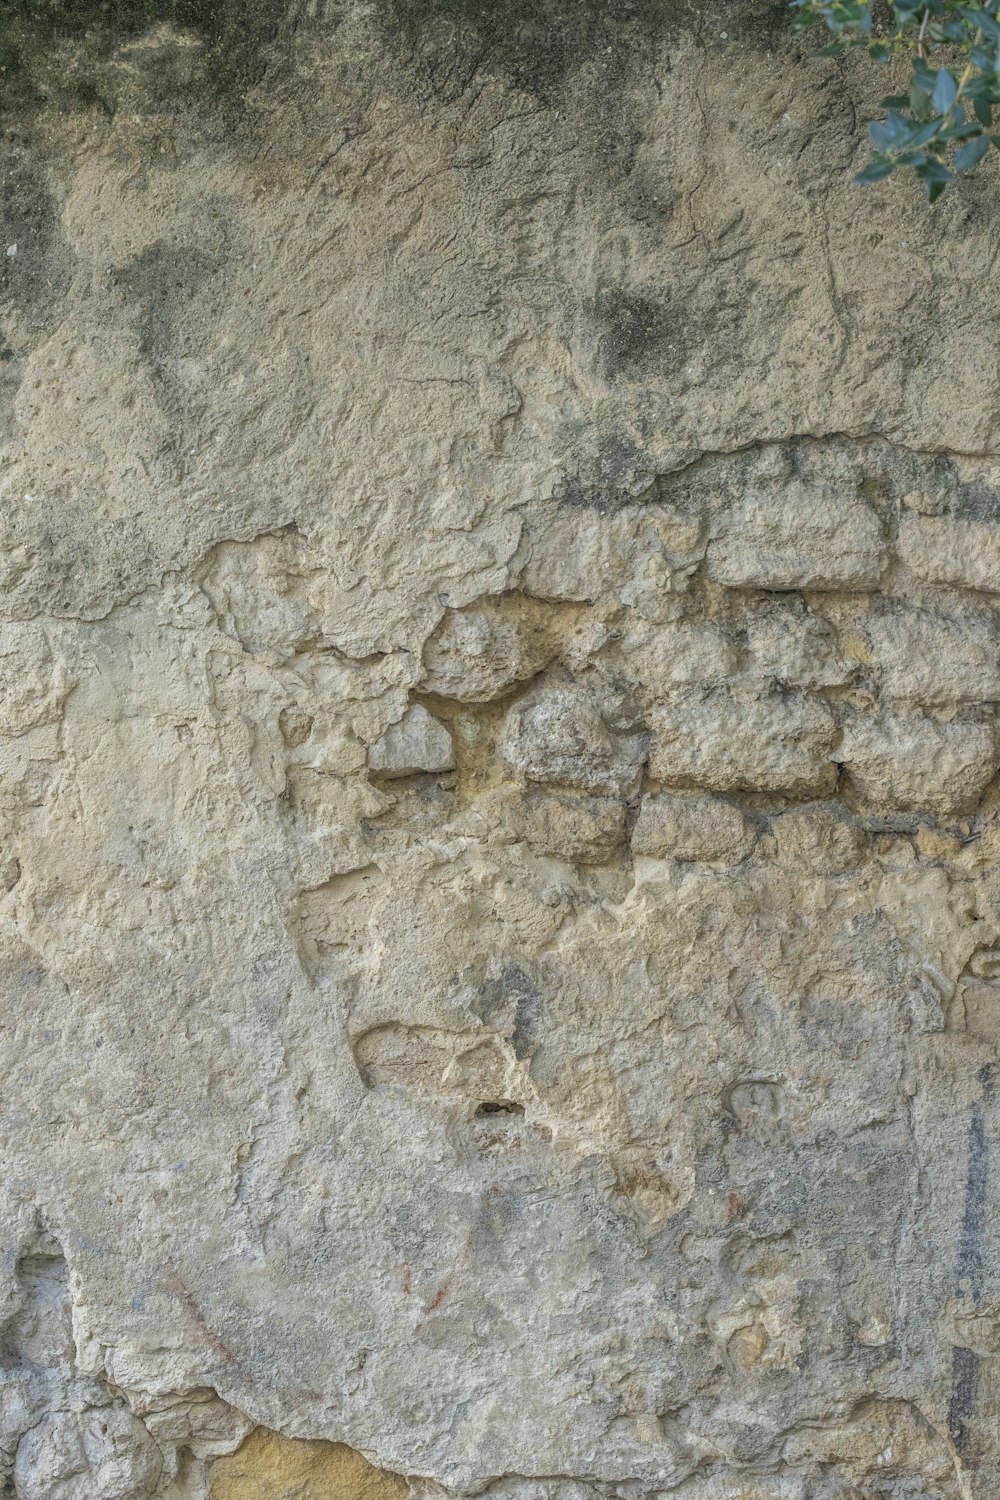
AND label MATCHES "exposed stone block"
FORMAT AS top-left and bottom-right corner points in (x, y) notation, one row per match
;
(648, 688), (837, 795)
(838, 711), (998, 814)
(500, 678), (647, 796)
(509, 789), (628, 863)
(518, 503), (704, 605)
(898, 512), (1000, 592)
(621, 620), (739, 697)
(368, 704), (455, 777)
(771, 801), (869, 872)
(14, 1406), (162, 1500)
(420, 598), (554, 702)
(705, 483), (886, 591)
(632, 791), (757, 862)
(863, 606), (1000, 705)
(961, 978), (1000, 1043)
(746, 600), (854, 689)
